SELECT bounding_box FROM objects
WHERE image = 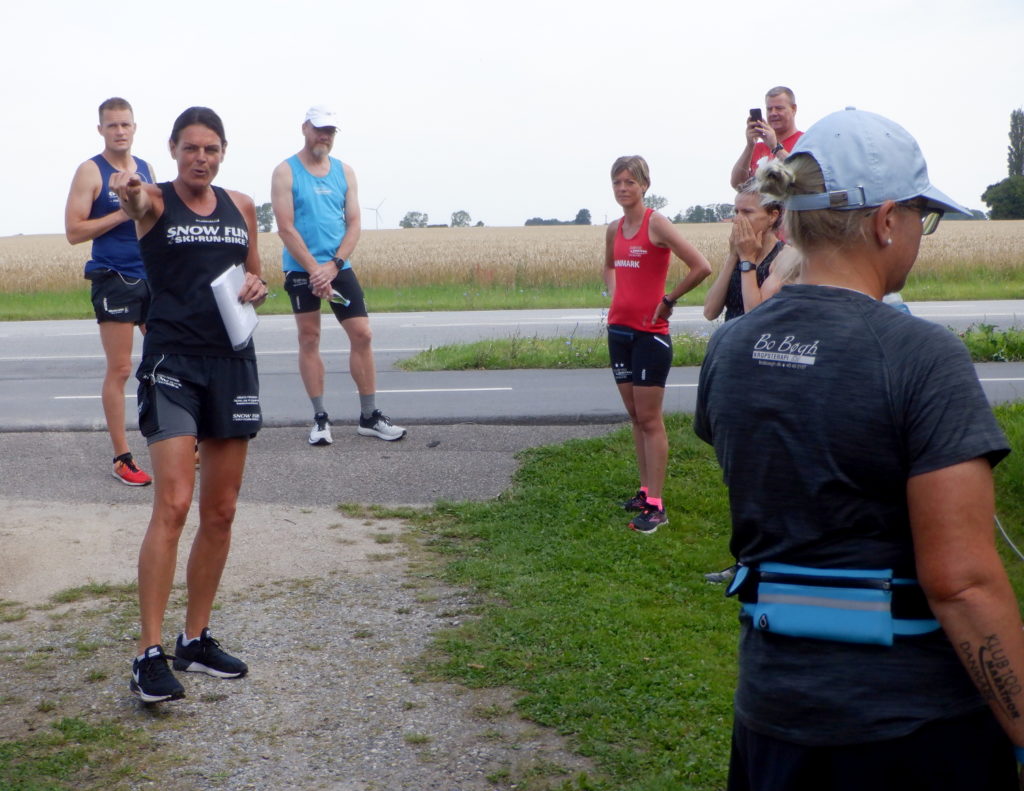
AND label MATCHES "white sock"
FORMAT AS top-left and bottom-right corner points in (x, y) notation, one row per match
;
(180, 631), (200, 646)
